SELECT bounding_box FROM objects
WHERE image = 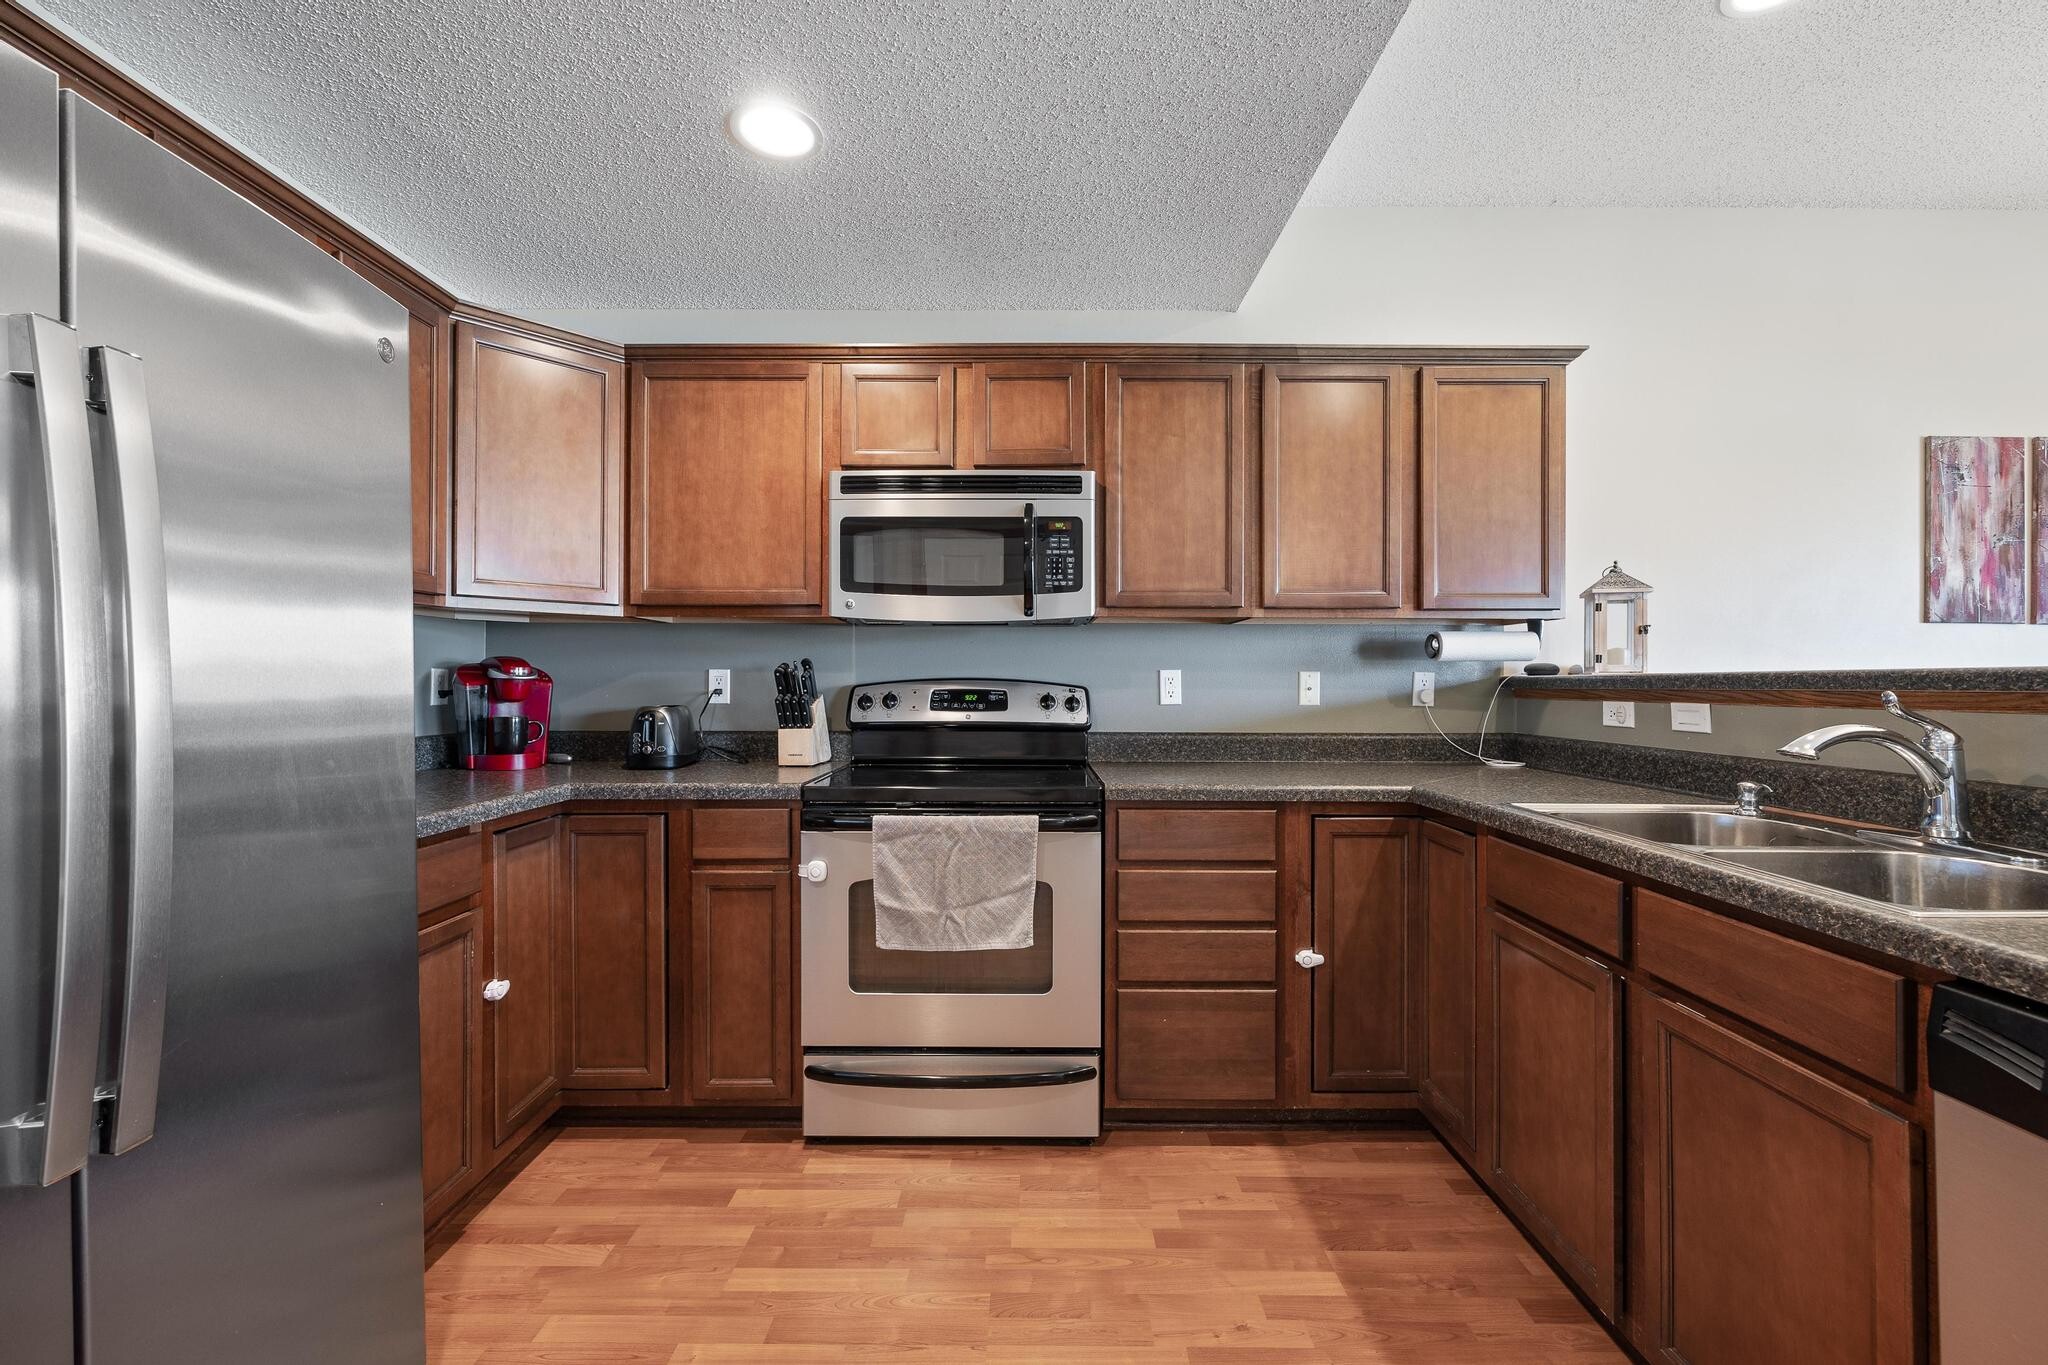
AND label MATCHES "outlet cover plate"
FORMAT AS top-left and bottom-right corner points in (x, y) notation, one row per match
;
(1602, 700), (1637, 728)
(428, 667), (450, 706)
(1670, 701), (1713, 733)
(1159, 669), (1182, 705)
(708, 668), (731, 703)
(1411, 671), (1436, 707)
(1299, 671), (1321, 706)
